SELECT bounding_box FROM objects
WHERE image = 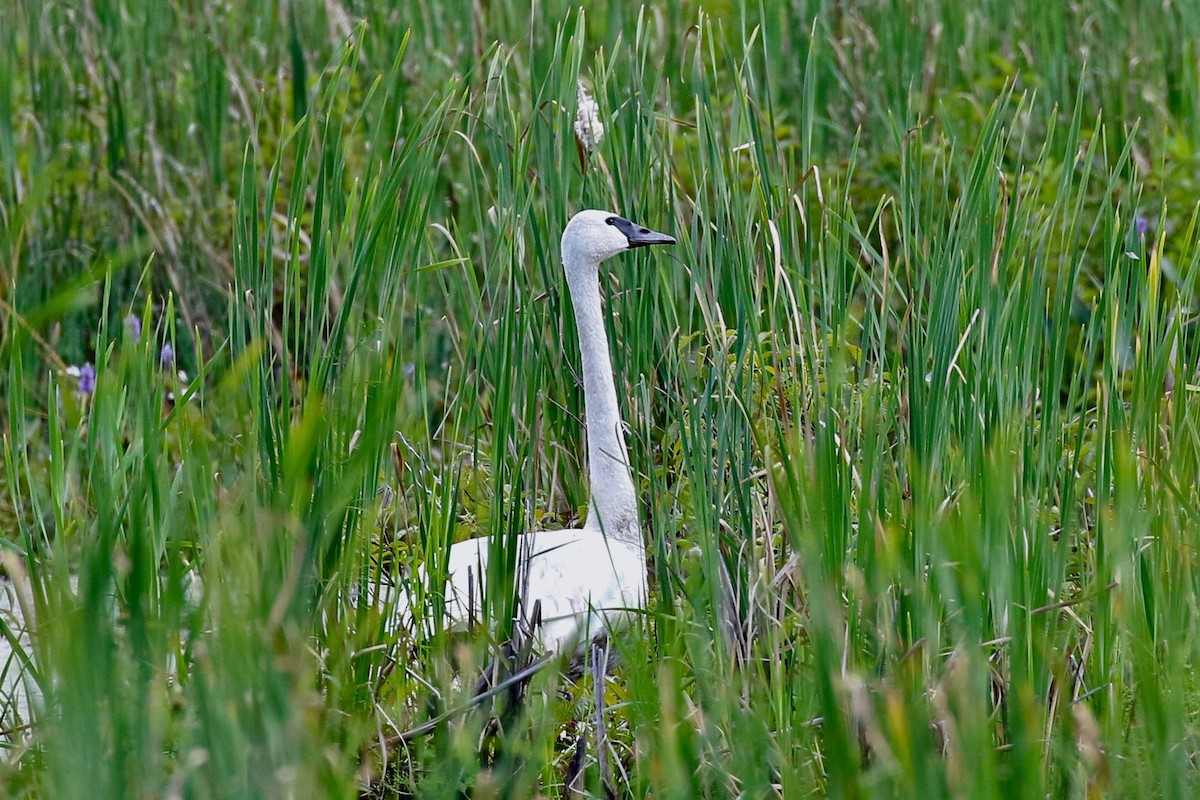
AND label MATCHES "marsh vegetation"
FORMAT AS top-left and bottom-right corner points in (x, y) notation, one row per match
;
(2, 2), (1200, 797)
